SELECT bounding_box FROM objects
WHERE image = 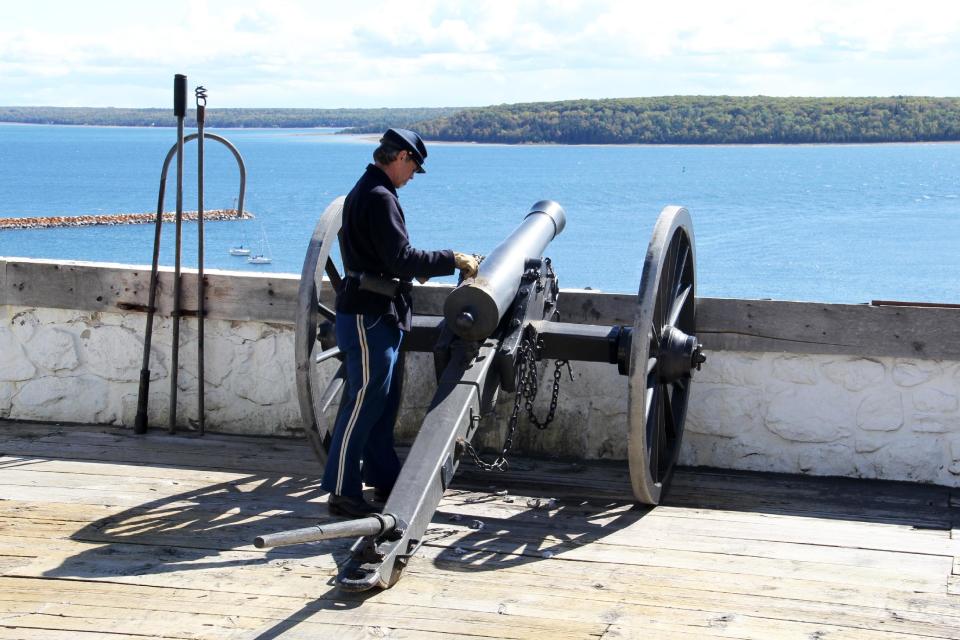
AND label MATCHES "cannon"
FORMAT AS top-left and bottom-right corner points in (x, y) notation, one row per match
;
(256, 199), (705, 591)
